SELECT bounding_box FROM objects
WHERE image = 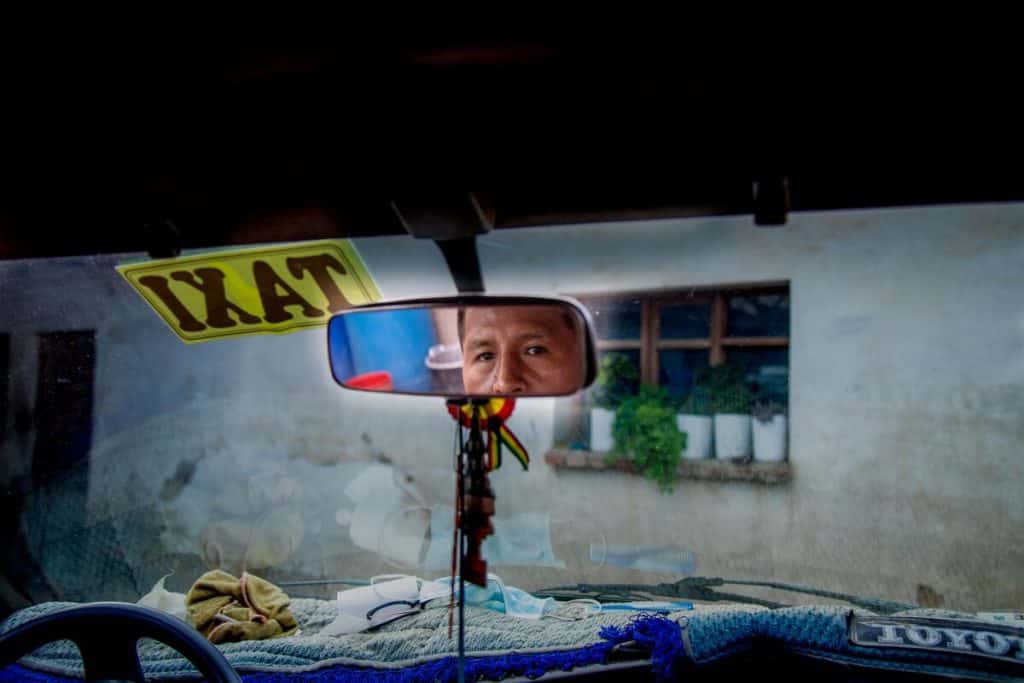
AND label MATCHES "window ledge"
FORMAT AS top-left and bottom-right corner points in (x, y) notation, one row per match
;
(545, 449), (792, 485)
